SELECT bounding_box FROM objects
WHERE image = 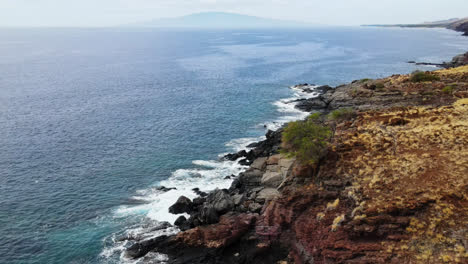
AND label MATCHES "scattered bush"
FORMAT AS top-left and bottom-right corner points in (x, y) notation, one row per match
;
(442, 85), (454, 94)
(360, 78), (371, 83)
(281, 116), (331, 166)
(308, 112), (321, 120)
(328, 108), (354, 120)
(375, 82), (385, 89)
(410, 71), (440, 82)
